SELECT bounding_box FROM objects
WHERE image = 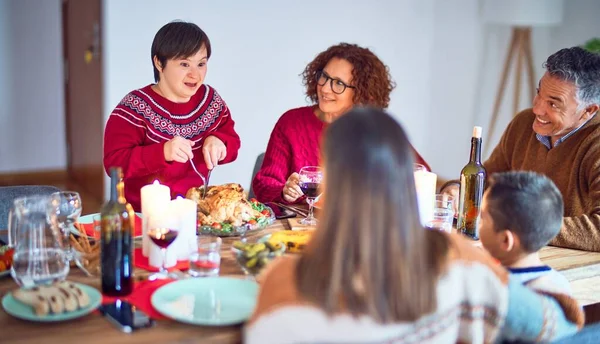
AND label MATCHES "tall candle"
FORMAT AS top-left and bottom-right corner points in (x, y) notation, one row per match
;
(171, 196), (198, 260)
(414, 170), (437, 226)
(140, 180), (170, 257)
